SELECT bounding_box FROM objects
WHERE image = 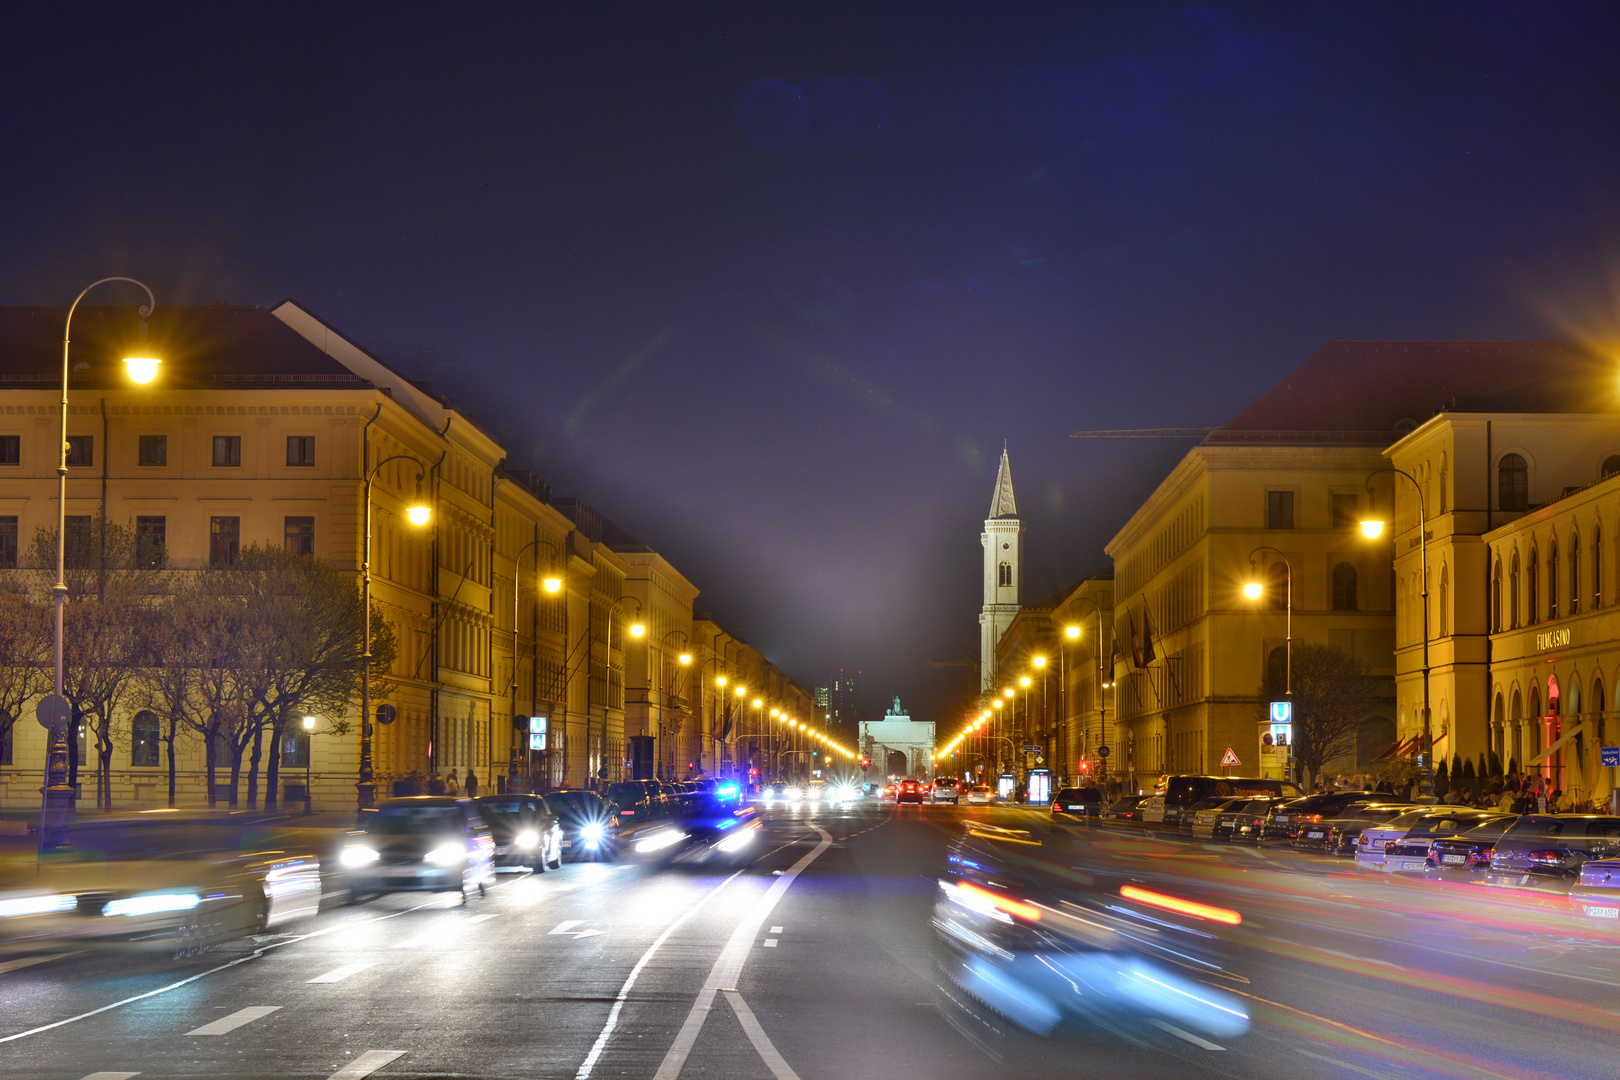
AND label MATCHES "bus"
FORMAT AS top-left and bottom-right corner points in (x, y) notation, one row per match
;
(1141, 774), (1303, 826)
